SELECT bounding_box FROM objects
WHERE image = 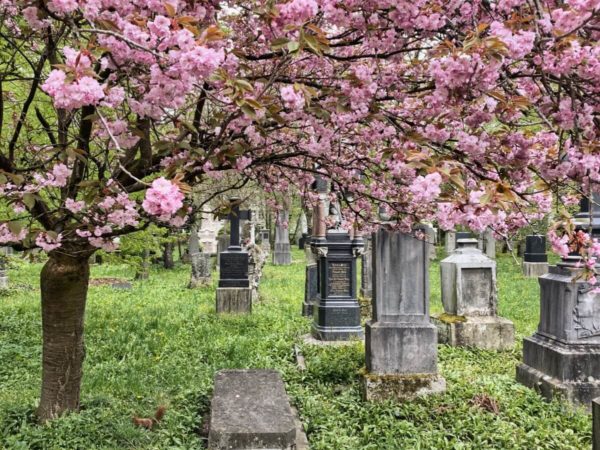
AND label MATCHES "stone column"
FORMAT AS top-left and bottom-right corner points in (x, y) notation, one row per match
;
(363, 228), (445, 401)
(484, 228), (496, 259)
(432, 238), (514, 350)
(522, 235), (549, 277)
(272, 210), (292, 265)
(360, 236), (373, 300)
(311, 230), (363, 341)
(444, 231), (456, 254)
